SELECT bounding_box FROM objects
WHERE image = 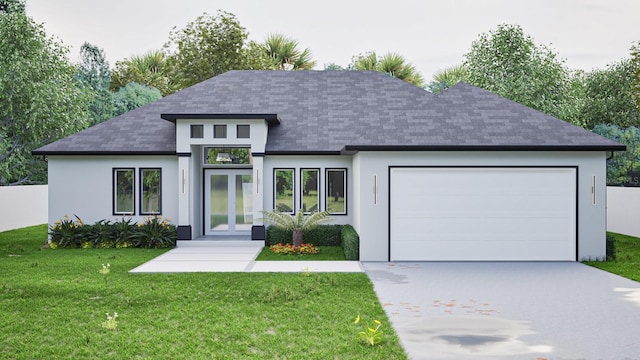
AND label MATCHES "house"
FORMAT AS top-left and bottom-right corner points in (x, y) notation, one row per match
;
(33, 70), (625, 261)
